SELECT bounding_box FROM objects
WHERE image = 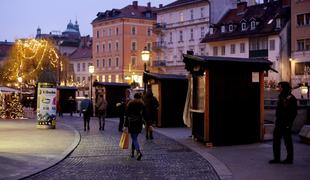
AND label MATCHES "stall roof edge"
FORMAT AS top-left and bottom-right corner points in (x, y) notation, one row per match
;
(93, 81), (130, 87)
(144, 72), (187, 80)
